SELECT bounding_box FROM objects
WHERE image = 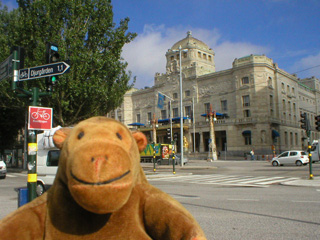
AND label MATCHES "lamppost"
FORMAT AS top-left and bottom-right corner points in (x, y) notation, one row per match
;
(171, 45), (188, 166)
